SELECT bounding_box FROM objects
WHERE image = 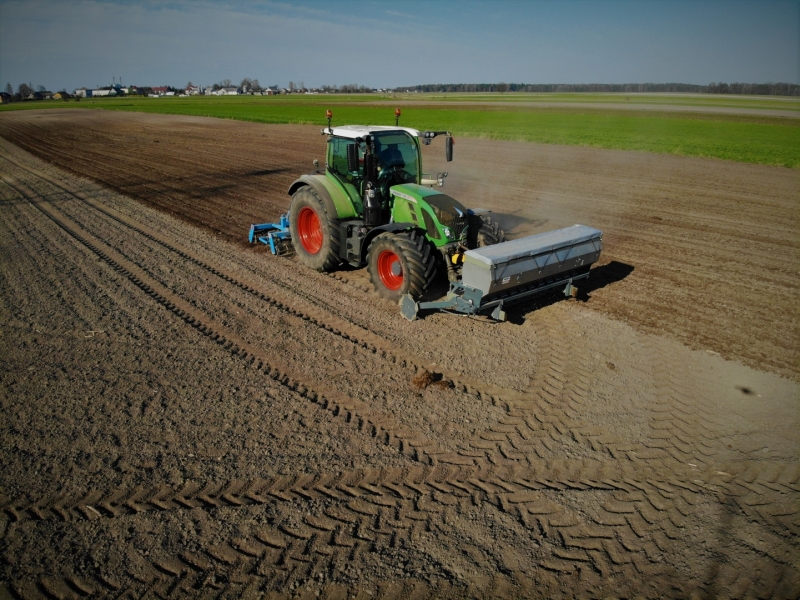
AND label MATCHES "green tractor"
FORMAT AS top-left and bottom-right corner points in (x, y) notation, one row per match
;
(249, 111), (603, 320)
